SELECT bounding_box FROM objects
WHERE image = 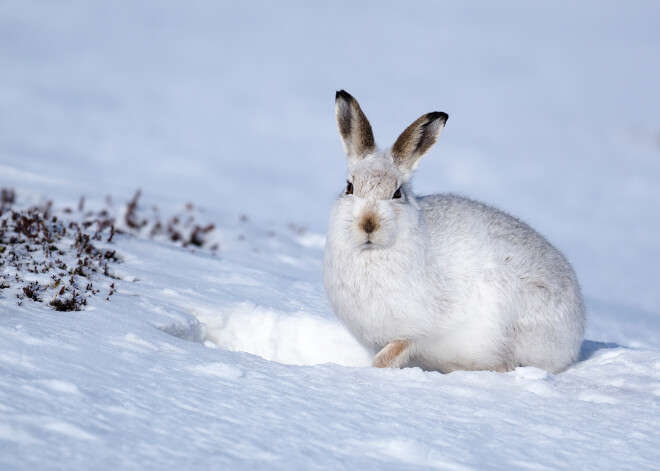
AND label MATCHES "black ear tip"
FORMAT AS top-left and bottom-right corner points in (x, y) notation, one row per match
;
(336, 90), (353, 102)
(427, 111), (449, 124)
